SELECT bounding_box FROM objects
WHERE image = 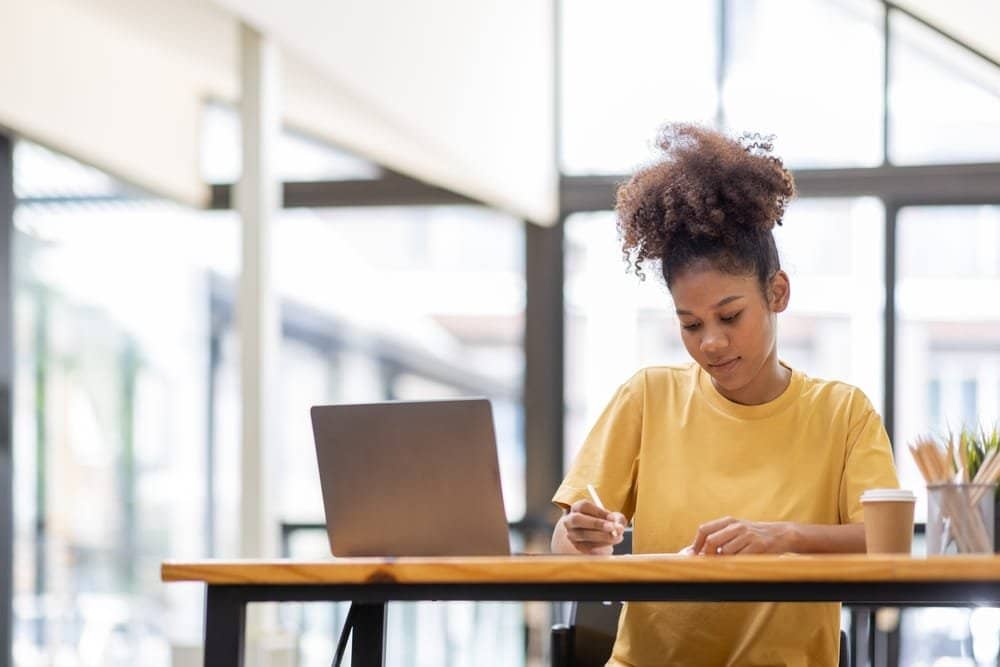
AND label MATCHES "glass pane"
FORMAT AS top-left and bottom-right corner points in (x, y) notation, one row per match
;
(895, 205), (997, 663)
(559, 1), (718, 175)
(257, 206), (527, 523)
(564, 199), (884, 470)
(900, 606), (1000, 665)
(564, 211), (687, 468)
(13, 140), (527, 665)
(13, 145), (230, 664)
(14, 142), (125, 200)
(200, 102), (381, 183)
(724, 0), (883, 168)
(896, 206), (1000, 521)
(890, 12), (1000, 164)
(777, 197), (885, 405)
